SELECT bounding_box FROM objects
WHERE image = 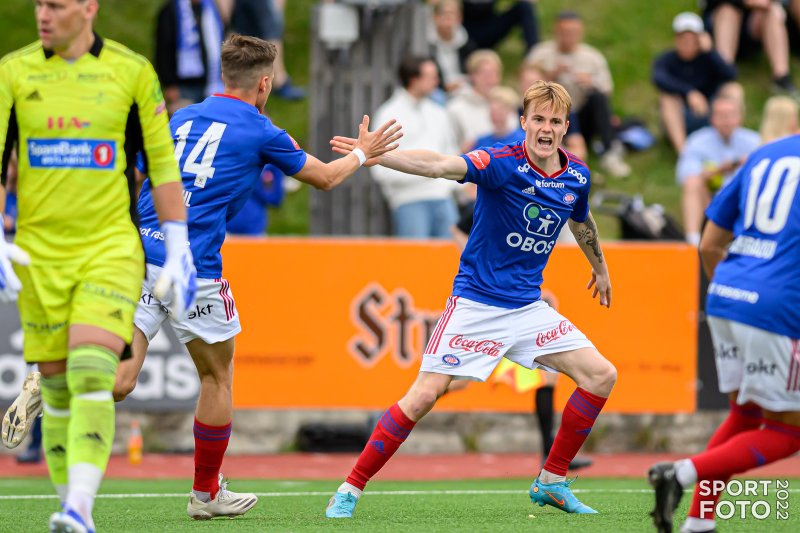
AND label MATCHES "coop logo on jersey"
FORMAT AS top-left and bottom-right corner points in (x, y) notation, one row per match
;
(466, 150), (491, 170)
(27, 139), (116, 169)
(562, 192), (576, 205)
(523, 203), (561, 238)
(567, 166), (587, 184)
(441, 354), (461, 367)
